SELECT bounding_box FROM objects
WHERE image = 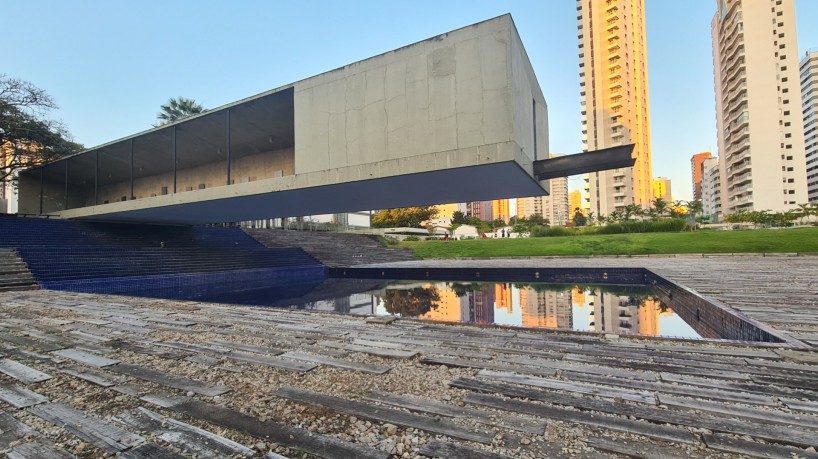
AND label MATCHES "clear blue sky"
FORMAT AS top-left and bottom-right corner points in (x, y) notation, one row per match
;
(5, 0), (818, 201)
